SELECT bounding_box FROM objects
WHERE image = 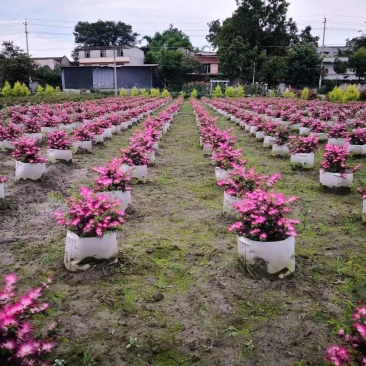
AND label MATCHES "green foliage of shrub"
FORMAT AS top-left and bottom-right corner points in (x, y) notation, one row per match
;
(131, 86), (139, 96)
(225, 86), (236, 98)
(37, 84), (45, 95)
(21, 83), (31, 96)
(301, 87), (310, 100)
(44, 84), (55, 96)
(269, 90), (276, 97)
(55, 86), (61, 93)
(236, 85), (245, 97)
(140, 88), (149, 97)
(150, 88), (161, 97)
(1, 81), (12, 97)
(342, 84), (360, 103)
(328, 86), (344, 102)
(212, 85), (223, 98)
(119, 88), (128, 96)
(182, 82), (209, 98)
(191, 89), (198, 98)
(180, 91), (186, 98)
(283, 90), (295, 99)
(161, 89), (171, 98)
(12, 81), (23, 97)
